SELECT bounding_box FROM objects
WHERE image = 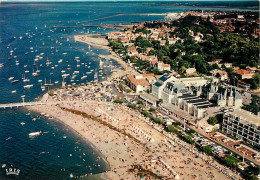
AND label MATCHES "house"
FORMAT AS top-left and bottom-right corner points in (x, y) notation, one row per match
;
(126, 74), (154, 93)
(160, 40), (166, 46)
(185, 68), (196, 74)
(233, 69), (255, 80)
(168, 38), (176, 45)
(246, 66), (258, 72)
(157, 61), (171, 71)
(223, 63), (232, 68)
(127, 47), (138, 57)
(210, 69), (228, 81)
(184, 73), (199, 77)
(107, 32), (126, 40)
(216, 71), (228, 81)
